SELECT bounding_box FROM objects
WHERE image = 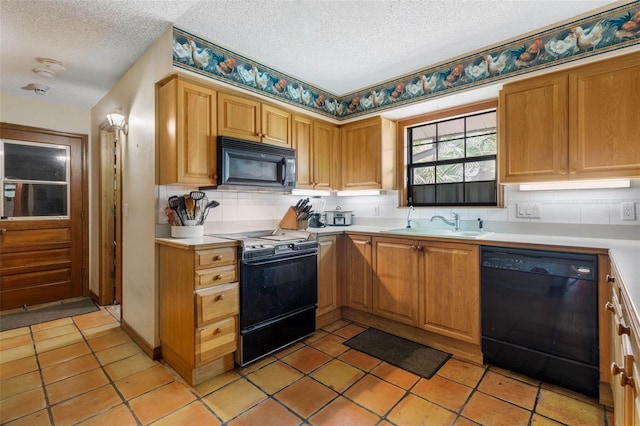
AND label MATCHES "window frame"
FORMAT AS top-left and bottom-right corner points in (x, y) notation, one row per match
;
(396, 99), (502, 208)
